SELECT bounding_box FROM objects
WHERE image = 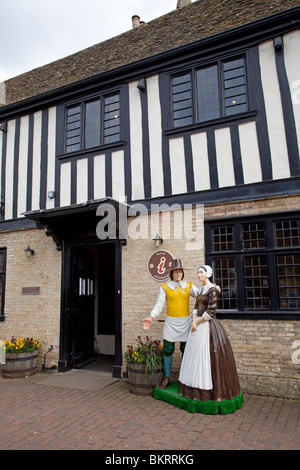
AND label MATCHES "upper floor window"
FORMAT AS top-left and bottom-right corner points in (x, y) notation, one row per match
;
(65, 92), (120, 153)
(205, 214), (300, 318)
(171, 56), (248, 128)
